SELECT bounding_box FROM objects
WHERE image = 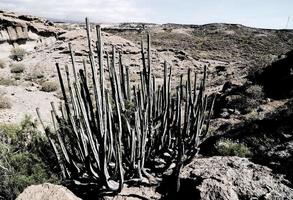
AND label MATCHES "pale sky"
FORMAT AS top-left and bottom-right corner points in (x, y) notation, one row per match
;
(0, 0), (292, 29)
